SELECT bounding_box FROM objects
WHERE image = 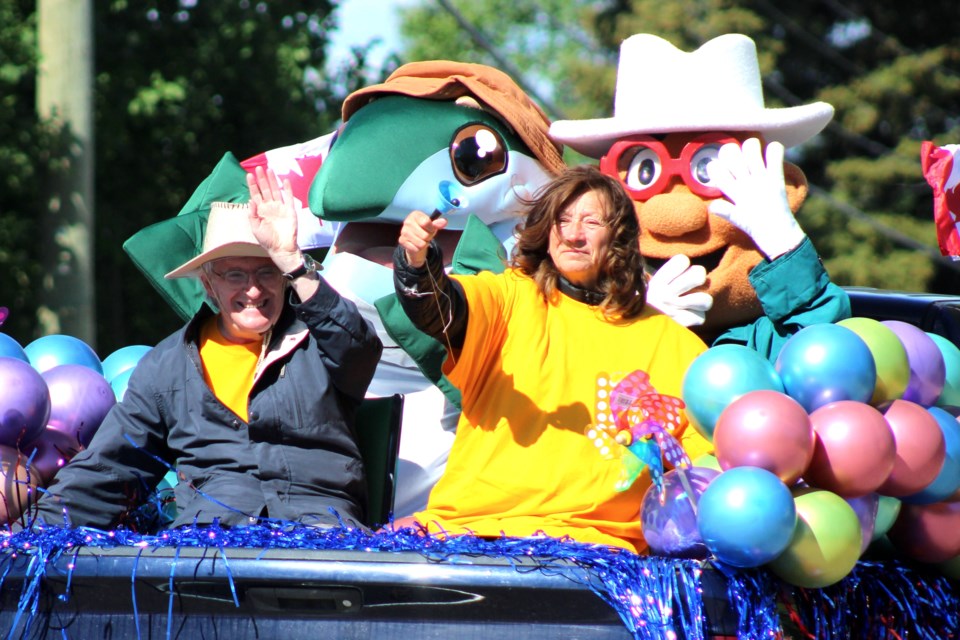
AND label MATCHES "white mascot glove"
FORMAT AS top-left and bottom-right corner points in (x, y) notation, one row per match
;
(645, 254), (713, 327)
(707, 138), (806, 260)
